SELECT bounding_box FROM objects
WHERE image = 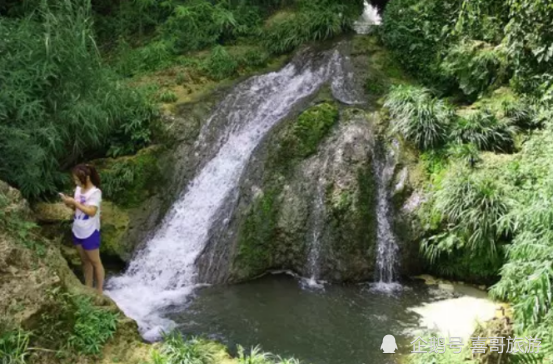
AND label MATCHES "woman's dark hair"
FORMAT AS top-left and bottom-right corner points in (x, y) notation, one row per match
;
(72, 164), (101, 187)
